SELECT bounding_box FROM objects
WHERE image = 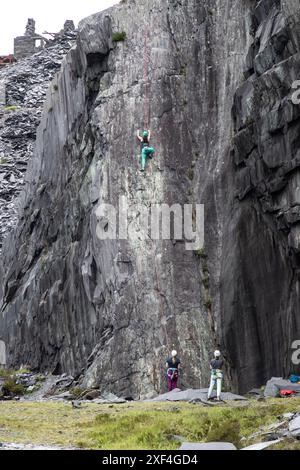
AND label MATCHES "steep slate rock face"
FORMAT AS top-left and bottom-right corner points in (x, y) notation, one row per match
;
(221, 0), (300, 391)
(1, 0), (299, 396)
